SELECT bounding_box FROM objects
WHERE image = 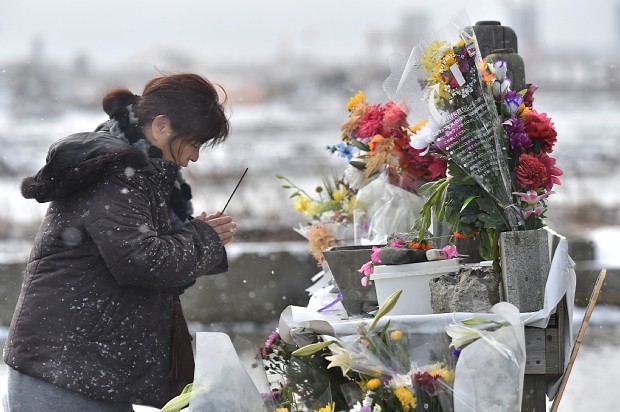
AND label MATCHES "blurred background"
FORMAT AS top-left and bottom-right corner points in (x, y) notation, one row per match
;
(1, 0), (619, 410)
